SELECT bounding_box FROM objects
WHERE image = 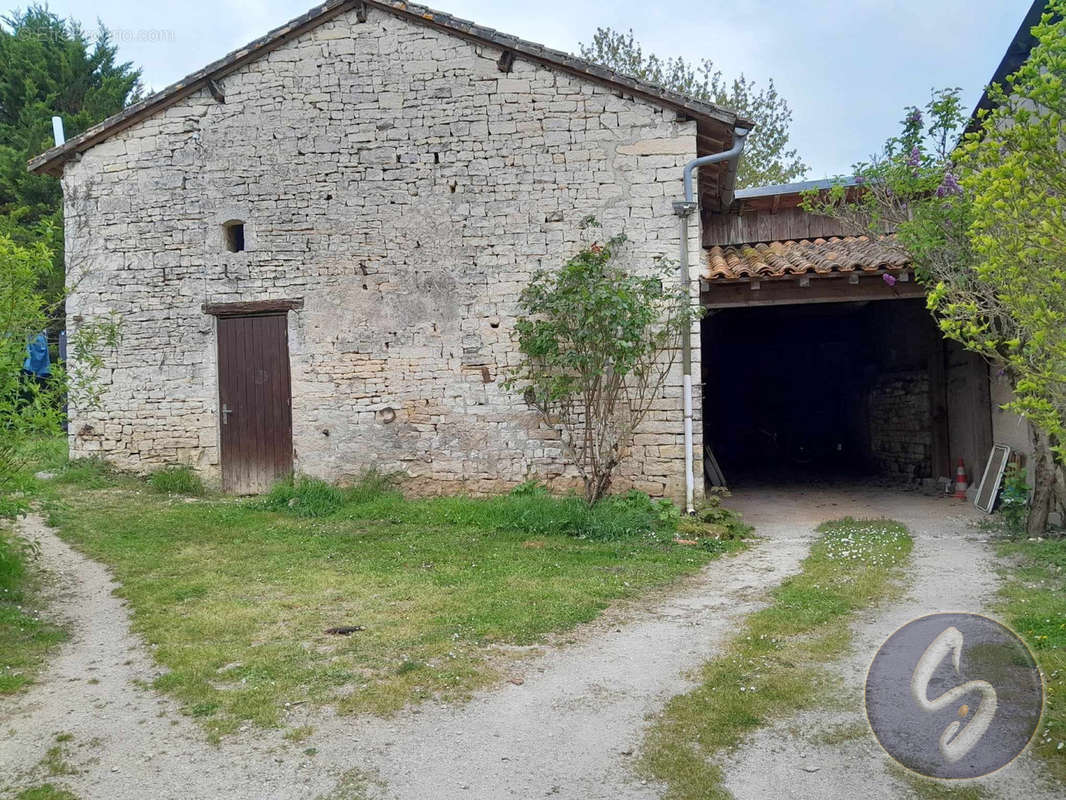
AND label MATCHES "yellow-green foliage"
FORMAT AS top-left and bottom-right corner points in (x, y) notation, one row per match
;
(953, 2), (1066, 458)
